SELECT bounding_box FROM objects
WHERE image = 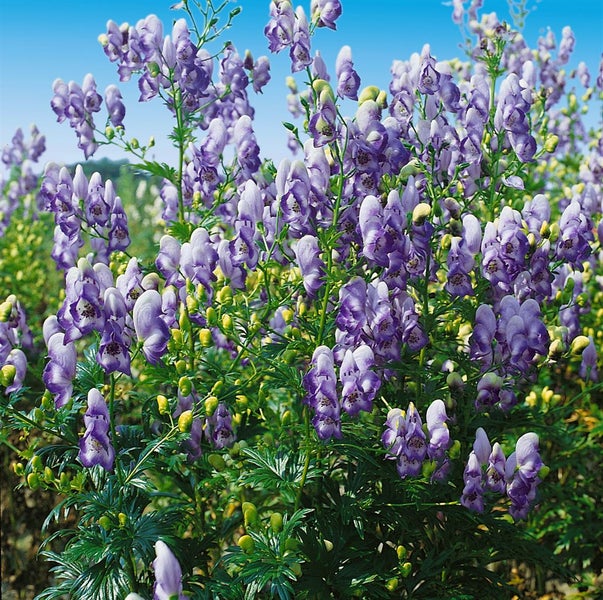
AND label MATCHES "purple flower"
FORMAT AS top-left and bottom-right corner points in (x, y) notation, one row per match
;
(381, 408), (406, 460)
(97, 288), (131, 376)
(506, 433), (544, 520)
(290, 7), (312, 73)
(78, 388), (115, 471)
(104, 84), (125, 127)
(460, 451), (484, 512)
(206, 403), (236, 449)
(426, 399), (450, 458)
(308, 91), (338, 147)
(294, 235), (325, 298)
(555, 201), (594, 269)
(339, 345), (380, 416)
(579, 336), (598, 381)
(485, 442), (507, 494)
(180, 228), (218, 300)
(303, 346), (341, 441)
(133, 290), (170, 365)
(152, 540), (185, 600)
(156, 235), (184, 288)
(43, 330), (77, 408)
(310, 0), (342, 29)
(335, 45), (360, 100)
(264, 0), (295, 53)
